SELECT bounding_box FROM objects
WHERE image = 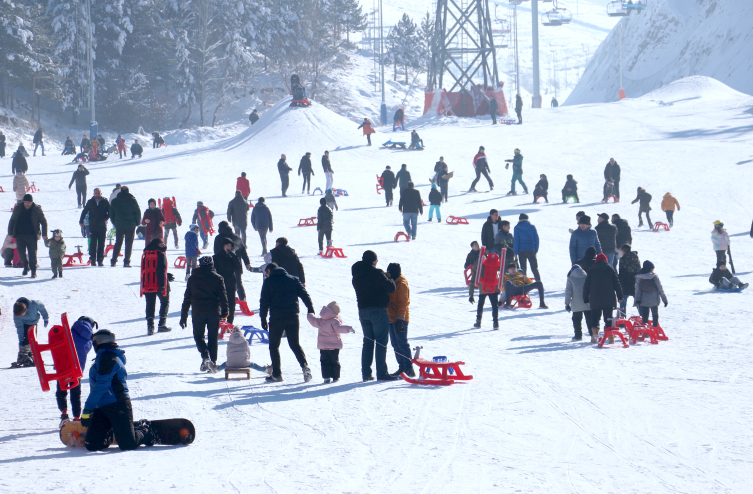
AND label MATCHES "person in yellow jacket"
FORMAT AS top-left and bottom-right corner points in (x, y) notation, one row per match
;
(386, 263), (415, 378)
(501, 263), (547, 309)
(660, 193), (680, 227)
